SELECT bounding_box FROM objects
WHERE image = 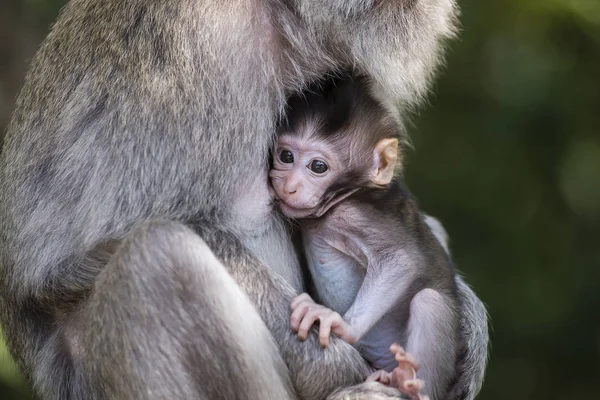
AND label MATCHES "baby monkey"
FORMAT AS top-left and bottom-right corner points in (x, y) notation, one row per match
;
(270, 76), (462, 400)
